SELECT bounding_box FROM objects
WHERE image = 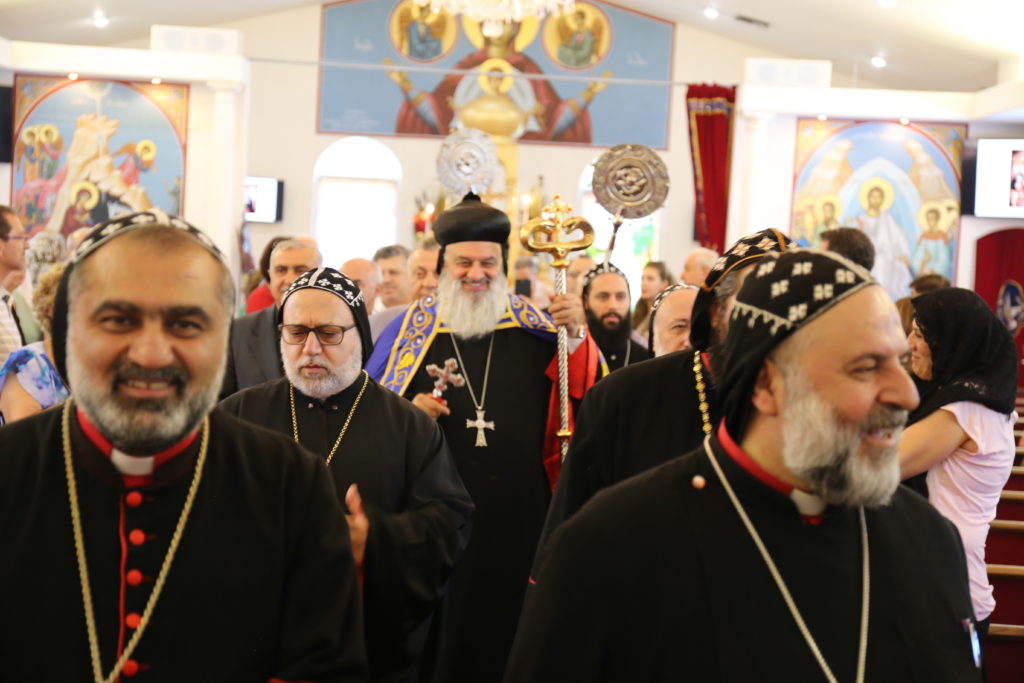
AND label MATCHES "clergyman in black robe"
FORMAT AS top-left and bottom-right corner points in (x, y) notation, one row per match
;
(506, 250), (982, 682)
(220, 266), (474, 683)
(580, 261), (651, 371)
(537, 229), (791, 556)
(0, 213), (365, 682)
(366, 194), (603, 682)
